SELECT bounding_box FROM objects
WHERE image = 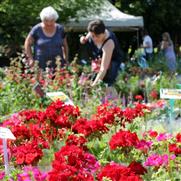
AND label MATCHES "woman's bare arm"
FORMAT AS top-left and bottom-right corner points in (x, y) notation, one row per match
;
(24, 34), (34, 66)
(63, 37), (69, 63)
(161, 40), (168, 50)
(91, 39), (114, 86)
